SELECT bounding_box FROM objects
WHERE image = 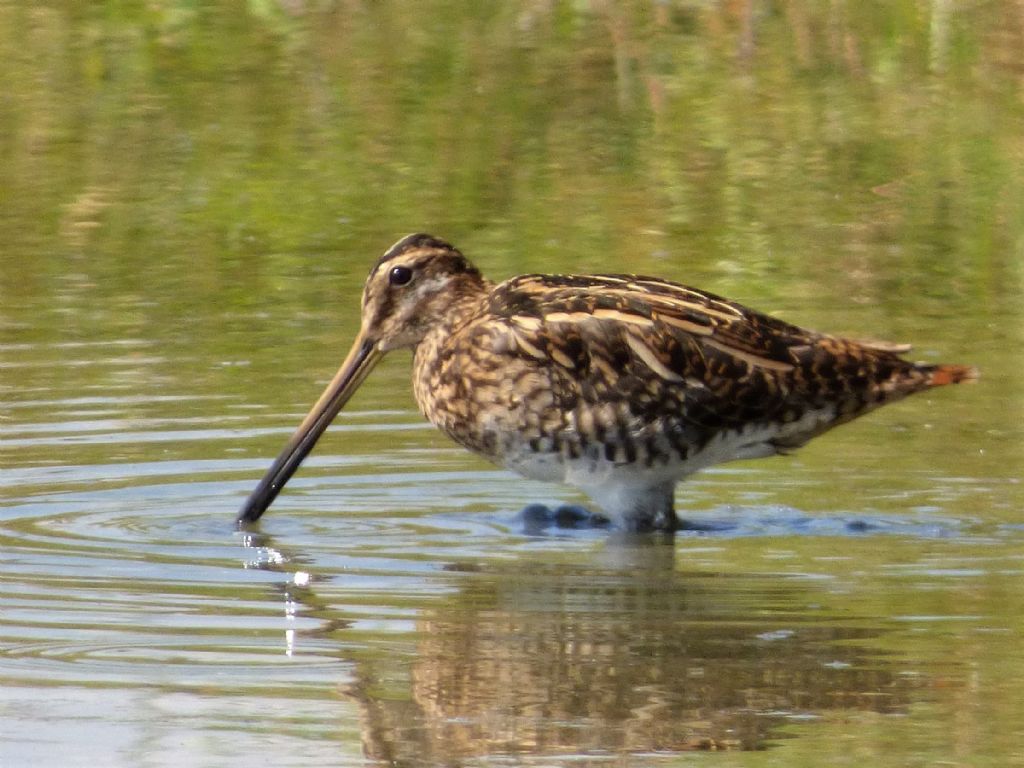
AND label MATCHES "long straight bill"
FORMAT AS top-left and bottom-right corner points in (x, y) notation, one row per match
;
(236, 334), (382, 525)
